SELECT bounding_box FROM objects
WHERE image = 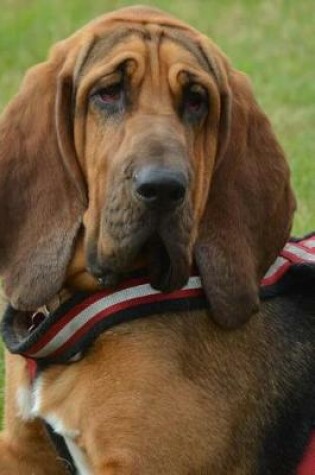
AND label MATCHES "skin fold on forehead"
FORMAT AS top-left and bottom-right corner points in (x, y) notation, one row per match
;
(66, 6), (224, 92)
(74, 25), (219, 88)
